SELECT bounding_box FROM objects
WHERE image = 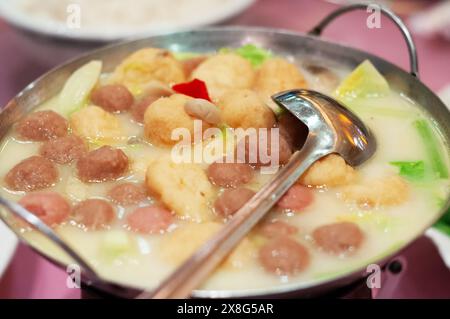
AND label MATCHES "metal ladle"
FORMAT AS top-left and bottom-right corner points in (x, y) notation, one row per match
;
(141, 89), (376, 299)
